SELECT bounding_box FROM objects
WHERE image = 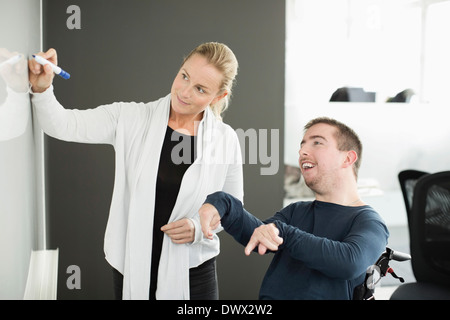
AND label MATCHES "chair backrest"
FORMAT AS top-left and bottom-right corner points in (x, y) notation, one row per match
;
(409, 171), (450, 285)
(398, 170), (428, 222)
